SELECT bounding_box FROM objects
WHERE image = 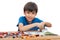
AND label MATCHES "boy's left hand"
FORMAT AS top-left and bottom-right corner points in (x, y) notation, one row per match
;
(45, 22), (52, 27)
(36, 22), (52, 32)
(36, 22), (45, 31)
